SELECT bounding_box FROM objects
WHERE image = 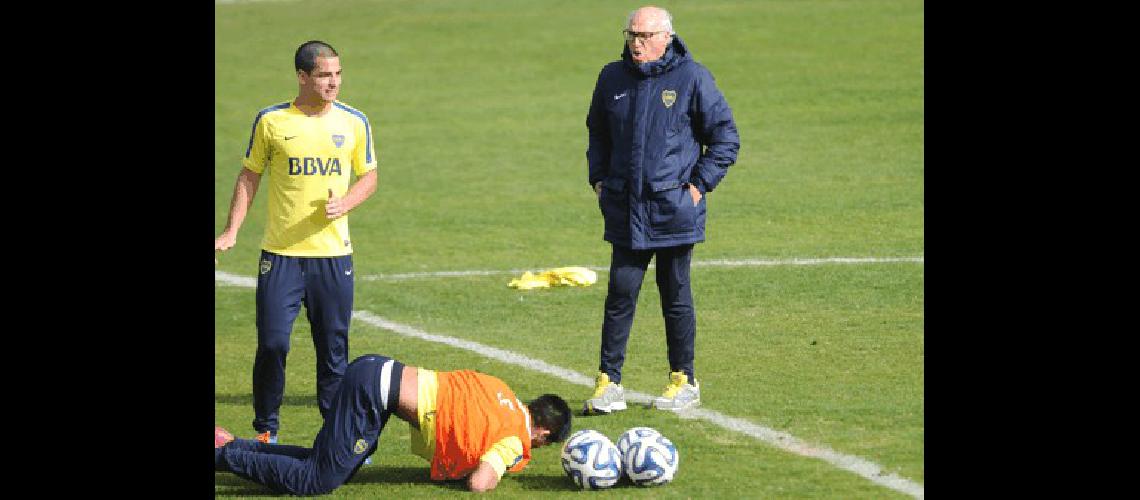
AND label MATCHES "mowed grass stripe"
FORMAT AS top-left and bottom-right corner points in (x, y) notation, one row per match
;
(214, 273), (923, 498)
(216, 256), (923, 284)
